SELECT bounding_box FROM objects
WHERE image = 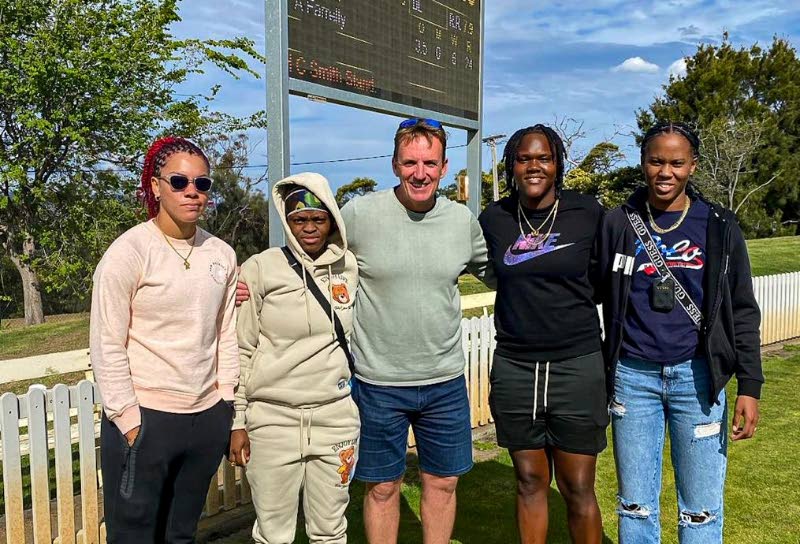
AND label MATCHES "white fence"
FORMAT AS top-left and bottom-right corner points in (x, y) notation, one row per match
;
(753, 272), (800, 345)
(460, 271), (800, 347)
(0, 382), (251, 544)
